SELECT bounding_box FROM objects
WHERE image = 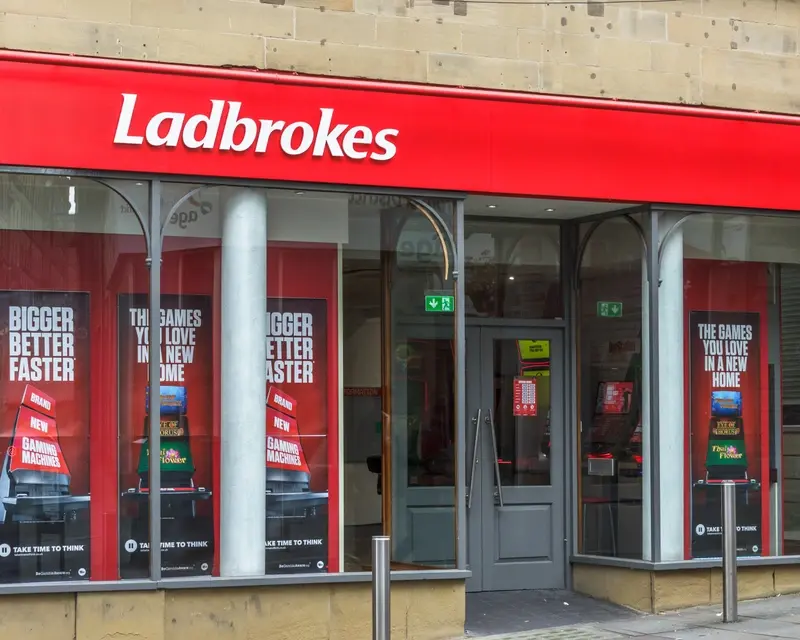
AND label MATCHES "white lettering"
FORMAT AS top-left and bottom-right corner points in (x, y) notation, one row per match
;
(280, 121), (315, 156)
(114, 93), (144, 145)
(182, 99), (226, 149)
(114, 94), (399, 161)
(145, 111), (185, 147)
(372, 127), (399, 161)
(30, 393), (52, 412)
(312, 108), (347, 158)
(219, 101), (258, 152)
